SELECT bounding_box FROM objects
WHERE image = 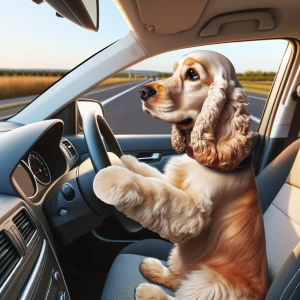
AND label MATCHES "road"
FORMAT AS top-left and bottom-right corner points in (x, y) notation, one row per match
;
(0, 80), (266, 133)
